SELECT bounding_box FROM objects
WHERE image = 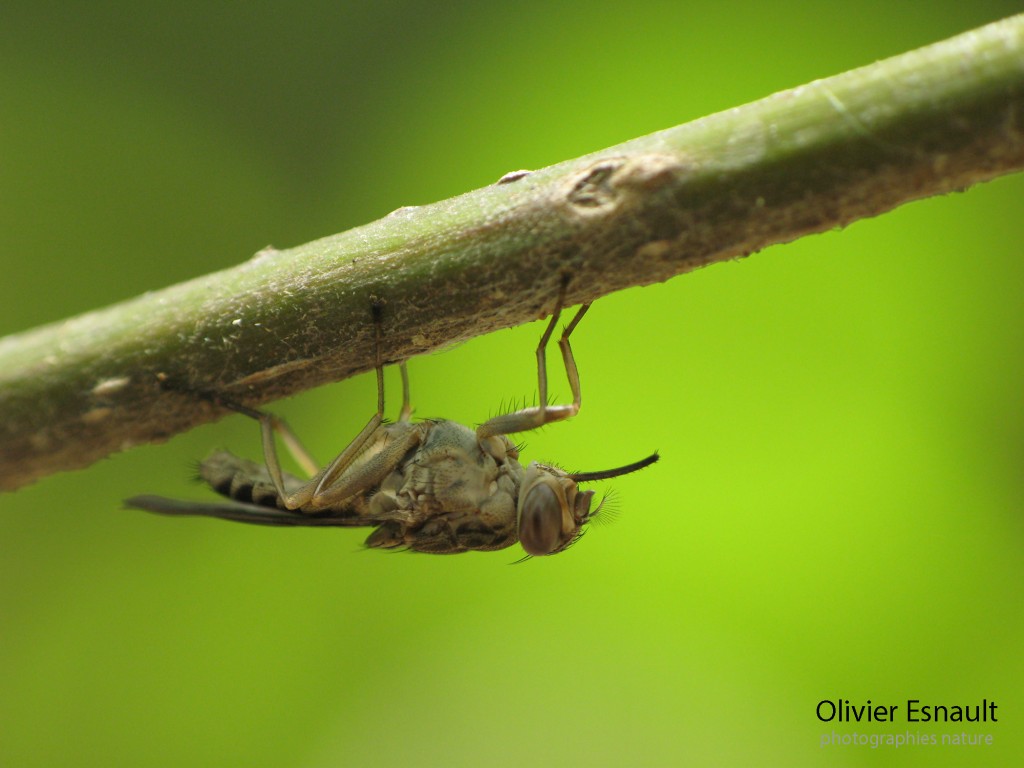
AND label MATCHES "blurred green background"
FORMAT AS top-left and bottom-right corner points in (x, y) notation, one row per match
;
(2, 2), (1022, 766)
